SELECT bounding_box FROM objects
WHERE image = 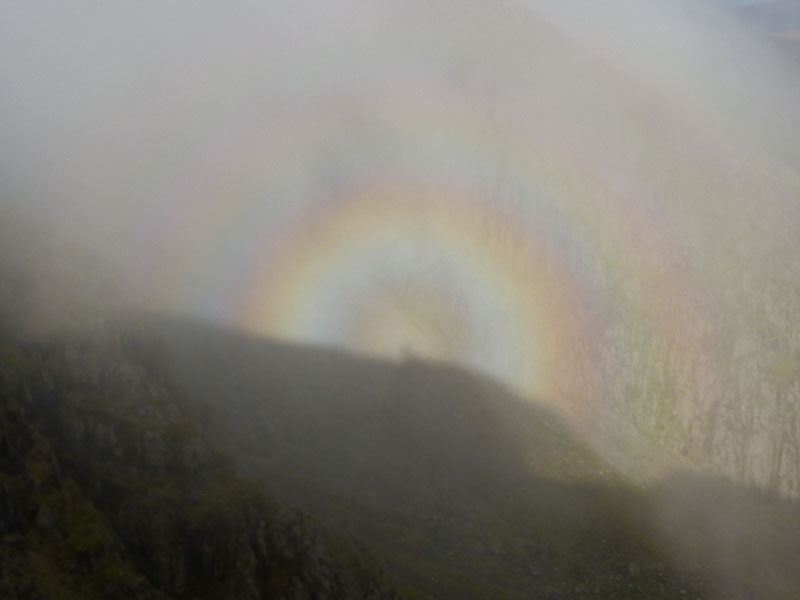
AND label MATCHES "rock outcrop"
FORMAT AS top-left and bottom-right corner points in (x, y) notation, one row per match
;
(0, 328), (402, 600)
